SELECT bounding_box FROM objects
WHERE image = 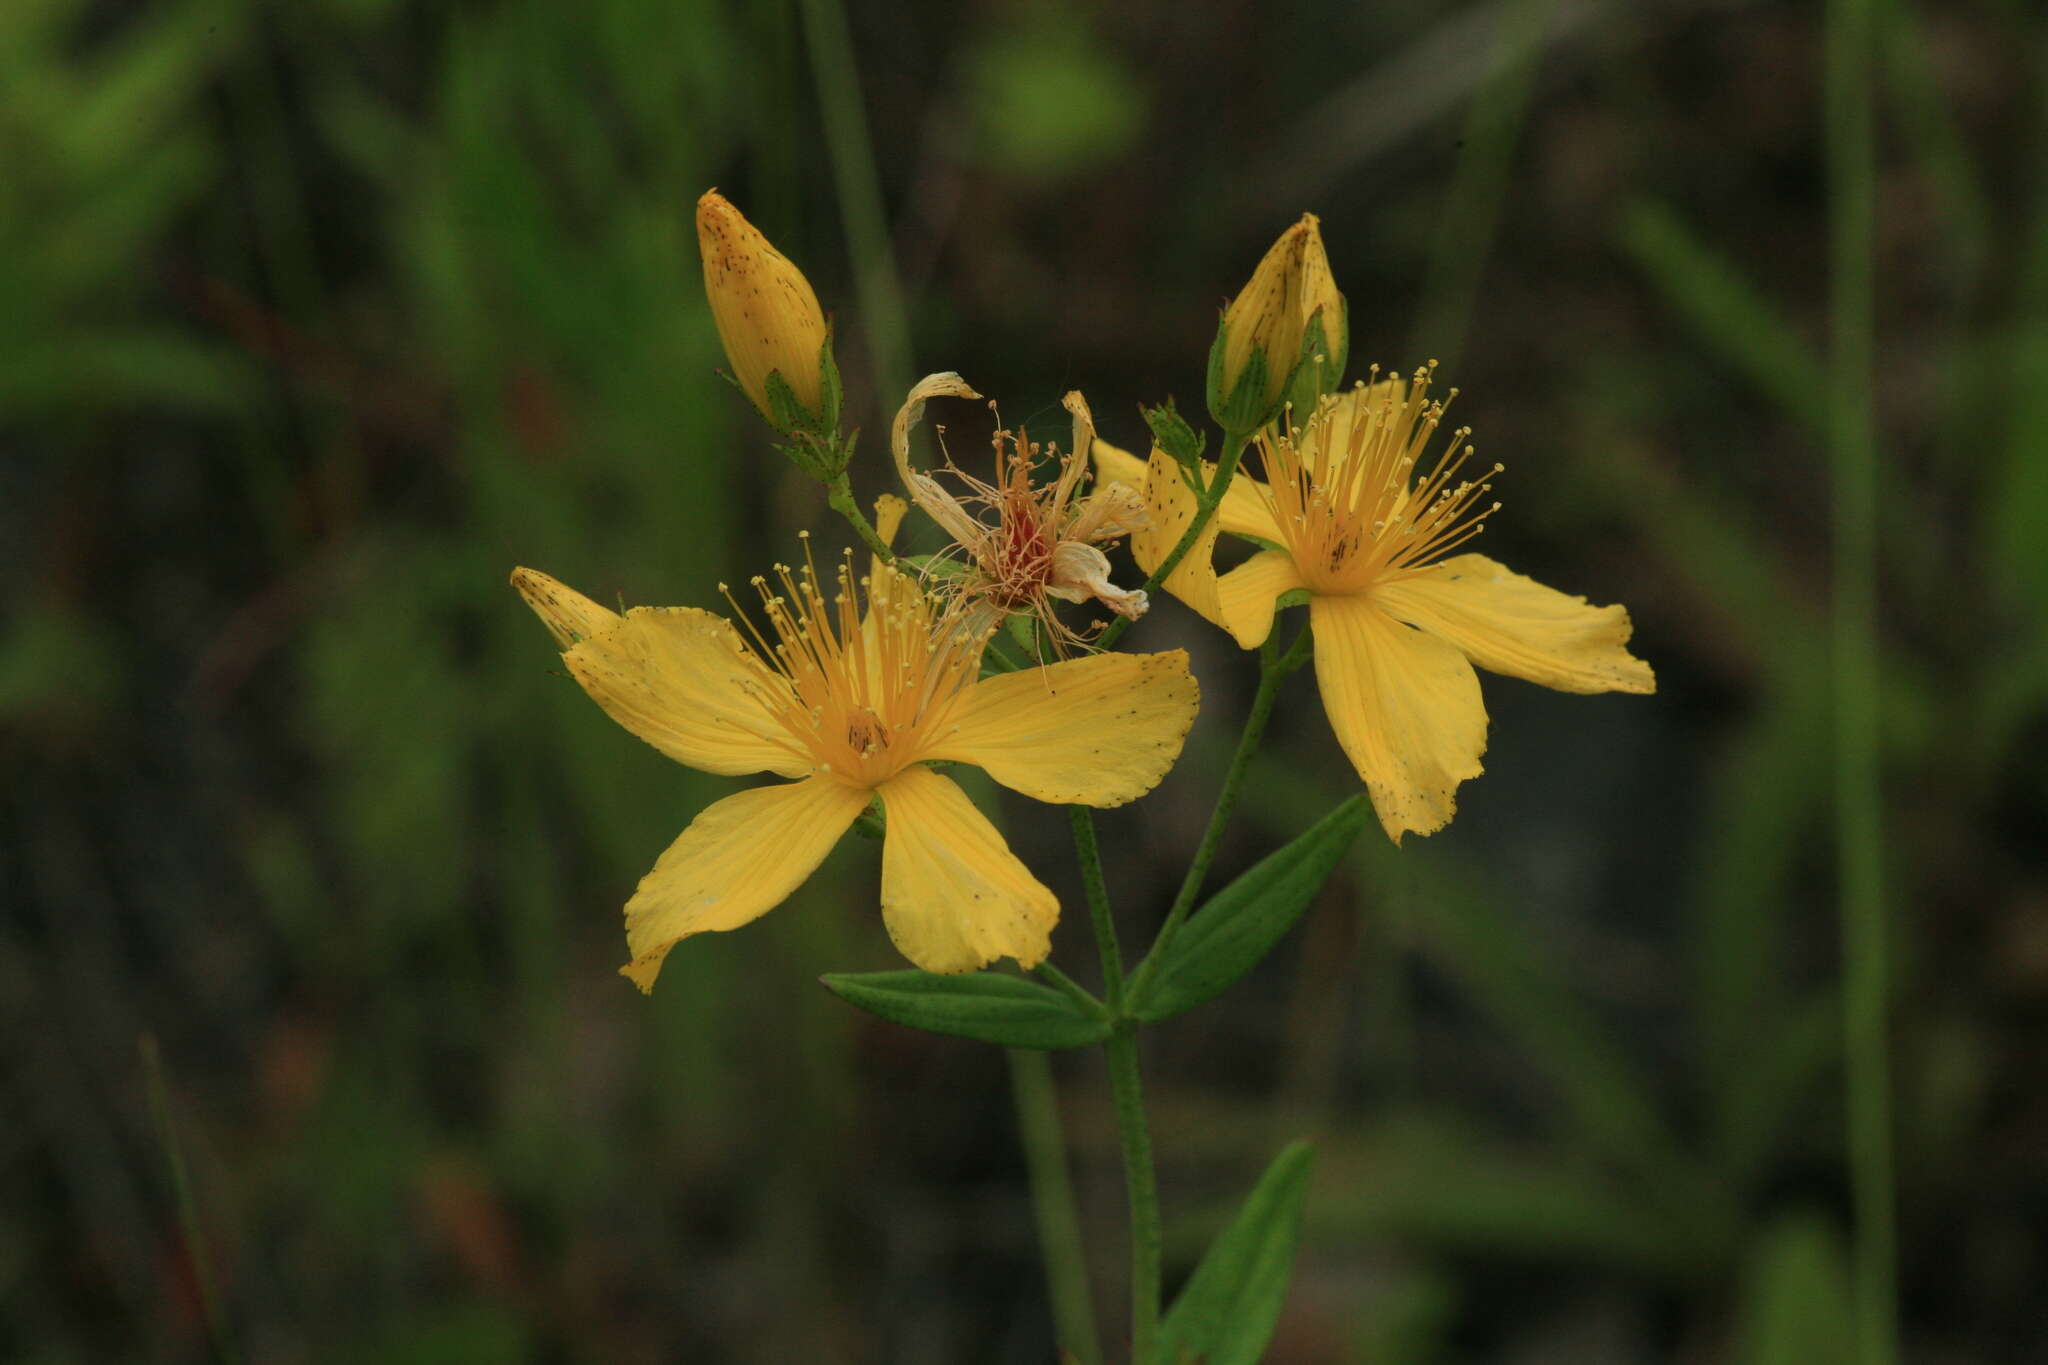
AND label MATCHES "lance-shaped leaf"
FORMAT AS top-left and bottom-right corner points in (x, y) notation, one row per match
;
(1130, 796), (1368, 1023)
(1155, 1142), (1316, 1365)
(821, 970), (1110, 1050)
